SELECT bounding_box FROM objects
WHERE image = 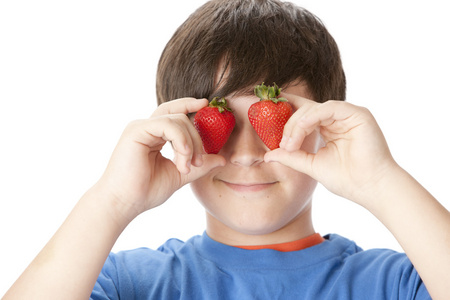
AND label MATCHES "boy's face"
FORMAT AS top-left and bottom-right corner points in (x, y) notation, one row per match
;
(190, 83), (320, 245)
